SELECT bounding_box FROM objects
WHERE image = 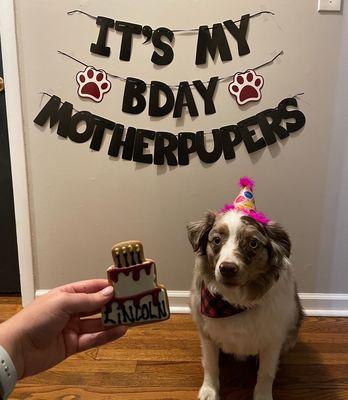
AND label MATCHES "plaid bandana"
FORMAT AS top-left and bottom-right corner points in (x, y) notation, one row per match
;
(201, 281), (247, 318)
